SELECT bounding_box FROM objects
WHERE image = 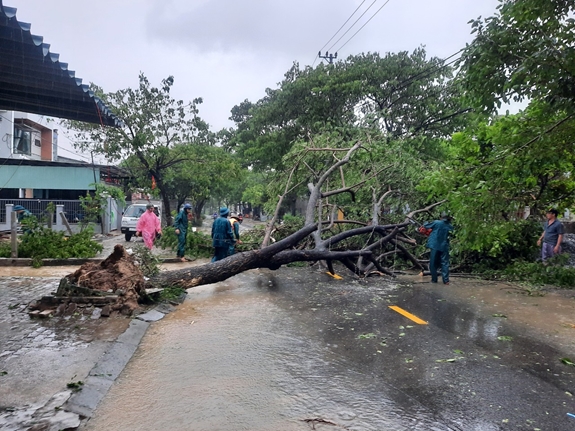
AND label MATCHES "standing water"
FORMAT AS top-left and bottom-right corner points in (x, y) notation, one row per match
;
(82, 270), (453, 431)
